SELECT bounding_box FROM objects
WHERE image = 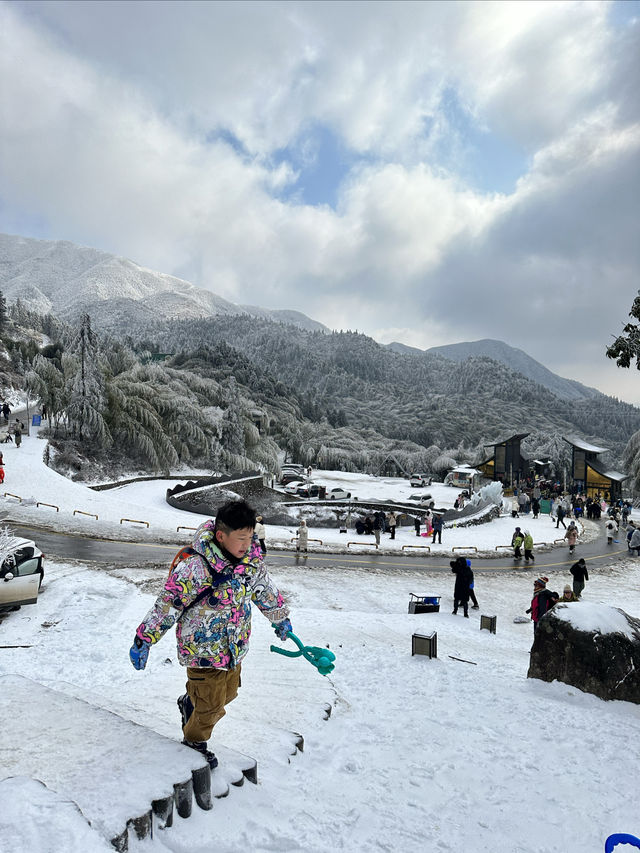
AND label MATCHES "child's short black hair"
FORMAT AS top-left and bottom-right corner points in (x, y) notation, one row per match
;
(215, 500), (257, 534)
